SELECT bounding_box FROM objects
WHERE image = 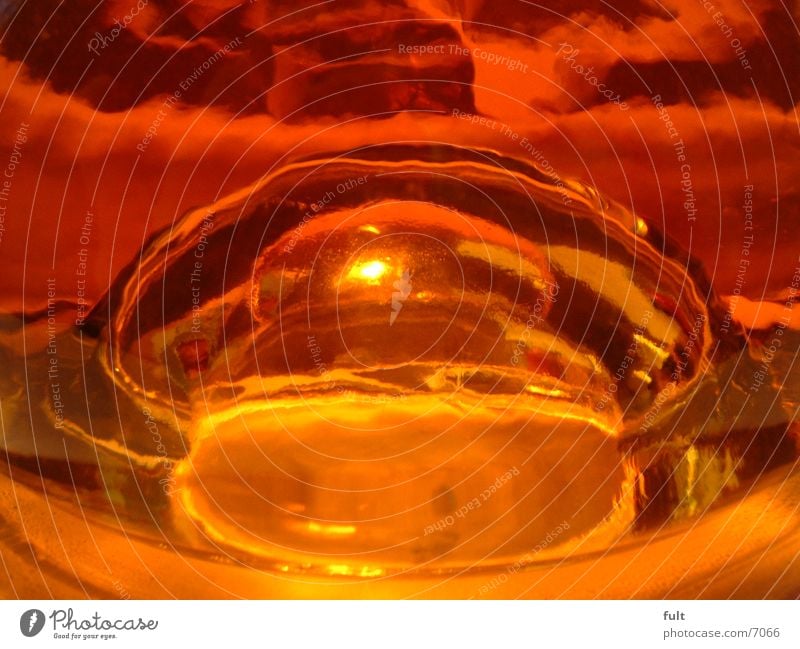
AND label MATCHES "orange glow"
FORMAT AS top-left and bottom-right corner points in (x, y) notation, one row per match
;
(1, 0), (798, 602)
